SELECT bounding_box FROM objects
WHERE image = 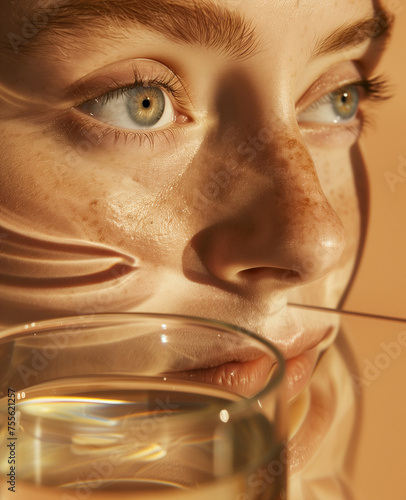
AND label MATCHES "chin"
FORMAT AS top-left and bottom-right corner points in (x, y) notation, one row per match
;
(287, 343), (356, 499)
